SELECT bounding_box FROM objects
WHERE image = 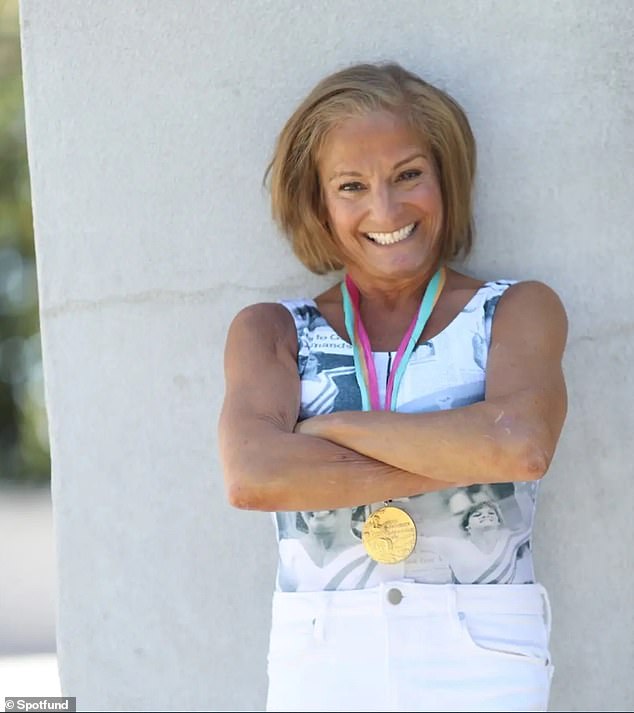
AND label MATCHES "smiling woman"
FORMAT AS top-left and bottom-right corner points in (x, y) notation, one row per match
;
(218, 61), (567, 712)
(317, 112), (444, 284)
